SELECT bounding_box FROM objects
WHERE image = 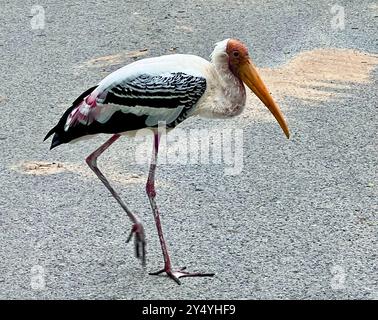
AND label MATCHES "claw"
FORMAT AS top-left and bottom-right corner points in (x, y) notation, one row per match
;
(127, 223), (146, 266)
